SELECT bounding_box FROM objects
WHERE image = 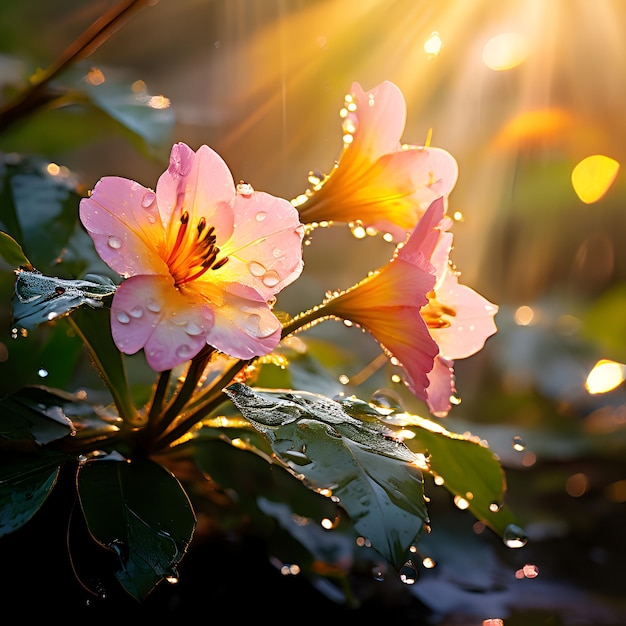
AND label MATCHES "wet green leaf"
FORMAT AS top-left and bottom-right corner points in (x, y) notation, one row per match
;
(0, 154), (81, 271)
(77, 457), (196, 601)
(0, 231), (31, 269)
(0, 461), (60, 537)
(224, 383), (428, 567)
